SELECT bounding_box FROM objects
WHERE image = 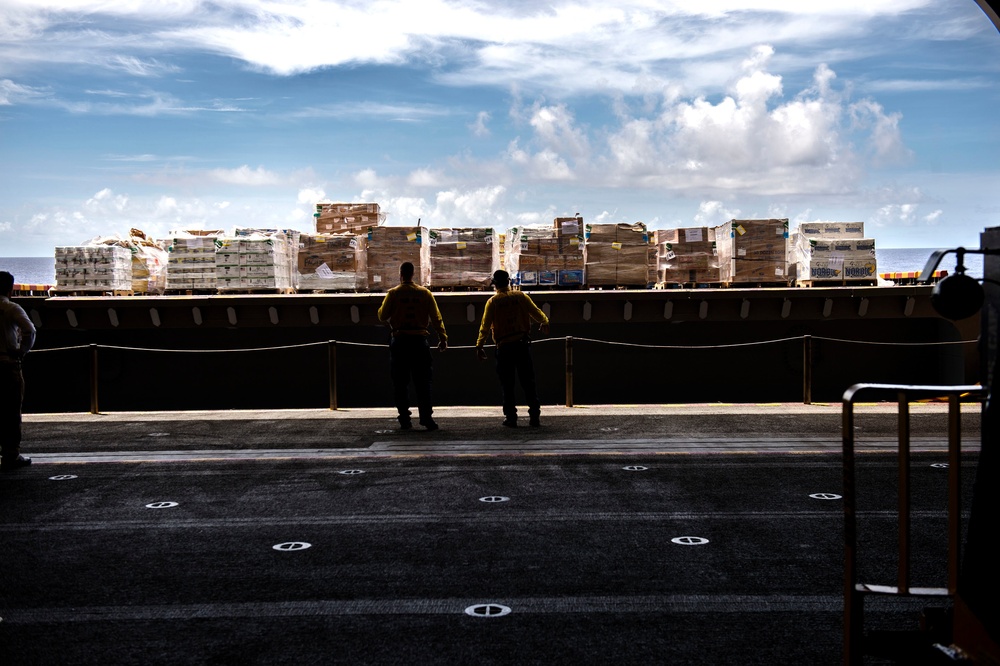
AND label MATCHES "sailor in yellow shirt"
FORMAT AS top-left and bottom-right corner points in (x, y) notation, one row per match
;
(475, 270), (549, 427)
(377, 262), (448, 431)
